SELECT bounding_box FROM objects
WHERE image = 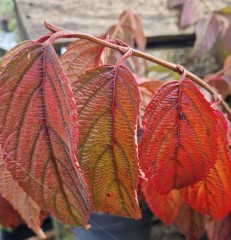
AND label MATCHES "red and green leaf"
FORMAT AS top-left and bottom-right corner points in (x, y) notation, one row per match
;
(72, 65), (141, 219)
(61, 39), (105, 83)
(139, 78), (218, 194)
(182, 110), (231, 220)
(142, 180), (181, 225)
(176, 202), (205, 240)
(0, 41), (91, 226)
